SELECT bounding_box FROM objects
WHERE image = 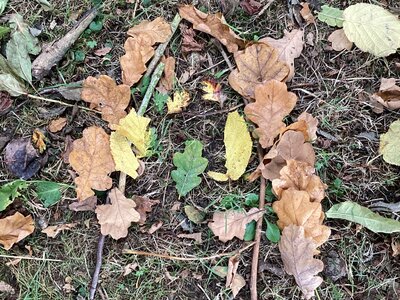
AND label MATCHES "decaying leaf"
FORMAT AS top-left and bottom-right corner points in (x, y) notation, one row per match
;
(0, 281), (15, 295)
(167, 90), (190, 114)
(110, 132), (140, 179)
(240, 0), (262, 15)
(328, 29), (353, 51)
(379, 119), (400, 166)
(392, 239), (400, 257)
(300, 2), (315, 24)
(127, 17), (171, 46)
(179, 5), (245, 53)
(244, 80), (297, 148)
(42, 223), (77, 238)
(133, 196), (159, 225)
(180, 24), (204, 54)
(68, 196), (97, 212)
(158, 56), (175, 93)
(0, 91), (12, 115)
(81, 75), (131, 127)
(208, 111), (252, 181)
(226, 255), (246, 297)
(48, 117), (67, 133)
(297, 112), (318, 141)
(208, 208), (263, 242)
(0, 212), (35, 250)
(273, 190), (331, 247)
(229, 44), (289, 99)
(184, 205), (206, 224)
(279, 225), (324, 300)
(32, 129), (46, 153)
(95, 188), (140, 239)
(69, 126), (115, 201)
(370, 78), (400, 112)
(260, 29), (304, 80)
(94, 46), (112, 56)
(276, 131), (315, 166)
(201, 80), (226, 107)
